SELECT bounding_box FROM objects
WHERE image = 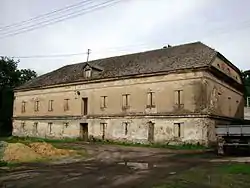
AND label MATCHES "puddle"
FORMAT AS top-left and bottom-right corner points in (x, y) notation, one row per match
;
(118, 162), (151, 170)
(118, 161), (170, 170)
